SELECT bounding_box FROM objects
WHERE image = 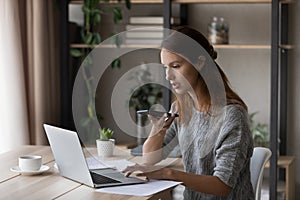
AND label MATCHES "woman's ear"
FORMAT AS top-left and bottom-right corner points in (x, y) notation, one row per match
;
(196, 56), (206, 71)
